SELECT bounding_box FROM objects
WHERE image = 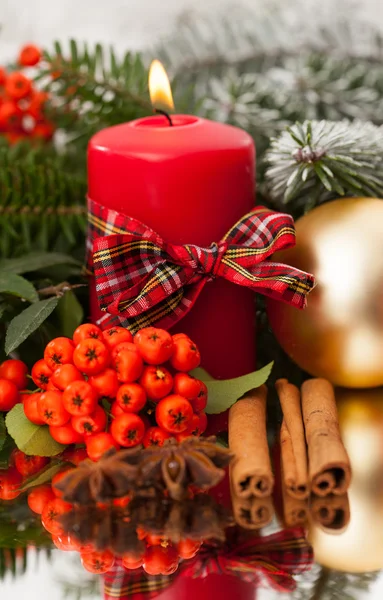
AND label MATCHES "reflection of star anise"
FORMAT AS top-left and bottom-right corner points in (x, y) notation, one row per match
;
(55, 448), (141, 504)
(60, 505), (145, 557)
(121, 436), (233, 501)
(129, 493), (234, 543)
(59, 492), (234, 554)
